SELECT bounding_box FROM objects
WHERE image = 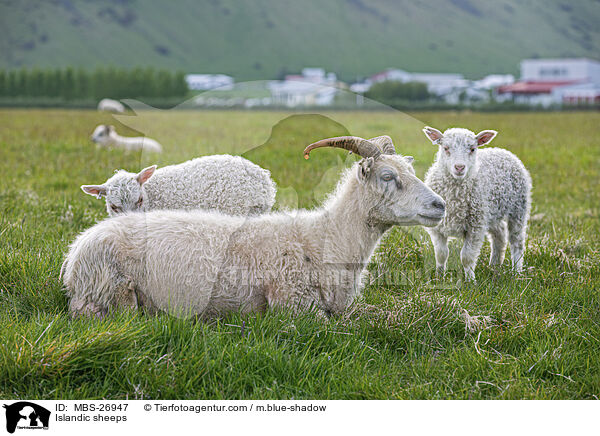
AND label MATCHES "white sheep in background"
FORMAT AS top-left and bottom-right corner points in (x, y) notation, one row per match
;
(90, 124), (163, 153)
(81, 155), (277, 217)
(62, 136), (446, 318)
(422, 126), (532, 281)
(97, 98), (125, 113)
